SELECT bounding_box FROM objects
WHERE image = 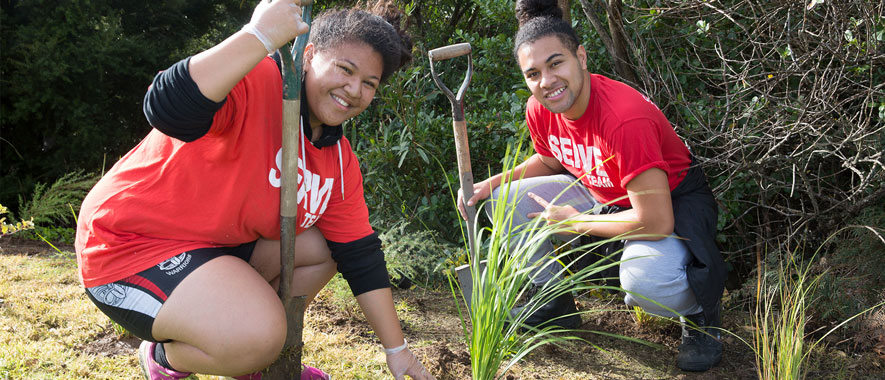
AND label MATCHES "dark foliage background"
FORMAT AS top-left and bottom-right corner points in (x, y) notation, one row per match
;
(1, 0), (252, 210)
